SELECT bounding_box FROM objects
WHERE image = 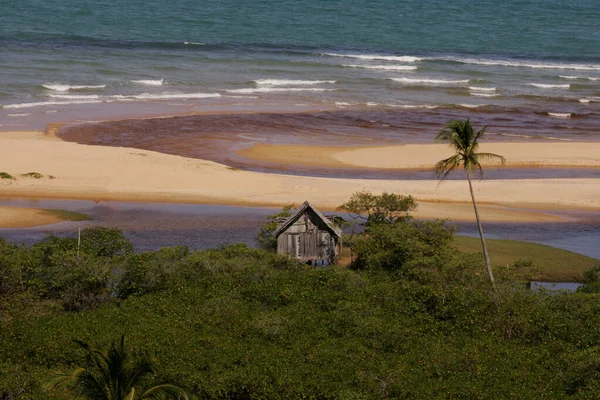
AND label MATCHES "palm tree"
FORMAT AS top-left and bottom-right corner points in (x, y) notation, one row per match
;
(46, 334), (189, 400)
(435, 119), (505, 289)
